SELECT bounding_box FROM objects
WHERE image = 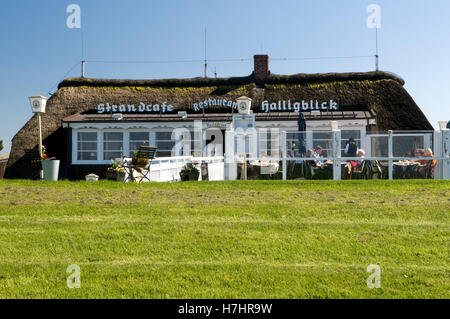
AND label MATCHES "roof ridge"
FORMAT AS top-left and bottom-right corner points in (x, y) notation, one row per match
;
(57, 71), (404, 90)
